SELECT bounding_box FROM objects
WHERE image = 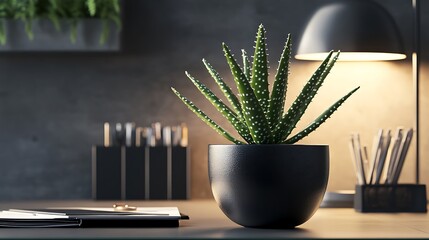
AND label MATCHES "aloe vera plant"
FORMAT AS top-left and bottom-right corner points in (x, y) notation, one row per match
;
(172, 24), (359, 144)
